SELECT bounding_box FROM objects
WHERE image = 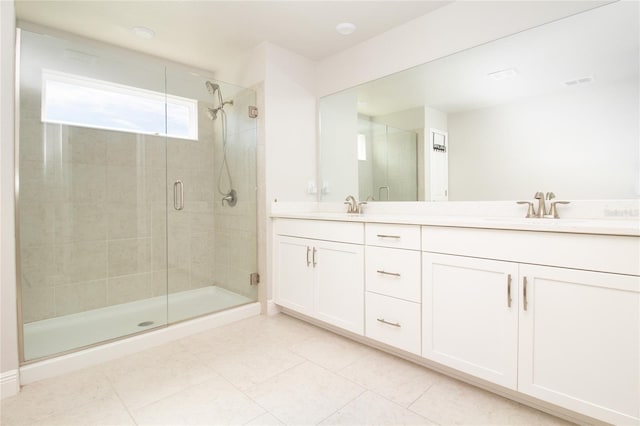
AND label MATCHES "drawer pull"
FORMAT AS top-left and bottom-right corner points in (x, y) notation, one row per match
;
(377, 234), (401, 239)
(377, 318), (401, 327)
(306, 246), (311, 267)
(376, 270), (401, 277)
(507, 274), (512, 308)
(523, 276), (528, 311)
